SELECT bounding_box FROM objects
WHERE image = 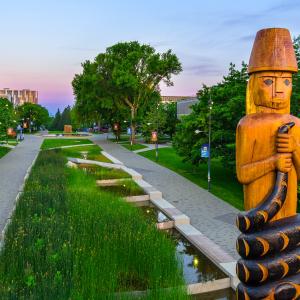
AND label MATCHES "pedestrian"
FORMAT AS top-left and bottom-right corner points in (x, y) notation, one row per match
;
(16, 124), (21, 142)
(20, 125), (24, 141)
